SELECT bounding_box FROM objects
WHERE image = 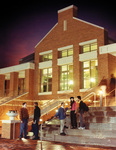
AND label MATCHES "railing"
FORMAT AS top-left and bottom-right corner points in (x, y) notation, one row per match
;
(28, 95), (70, 124)
(105, 88), (116, 106)
(81, 84), (99, 99)
(82, 92), (97, 107)
(0, 91), (28, 106)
